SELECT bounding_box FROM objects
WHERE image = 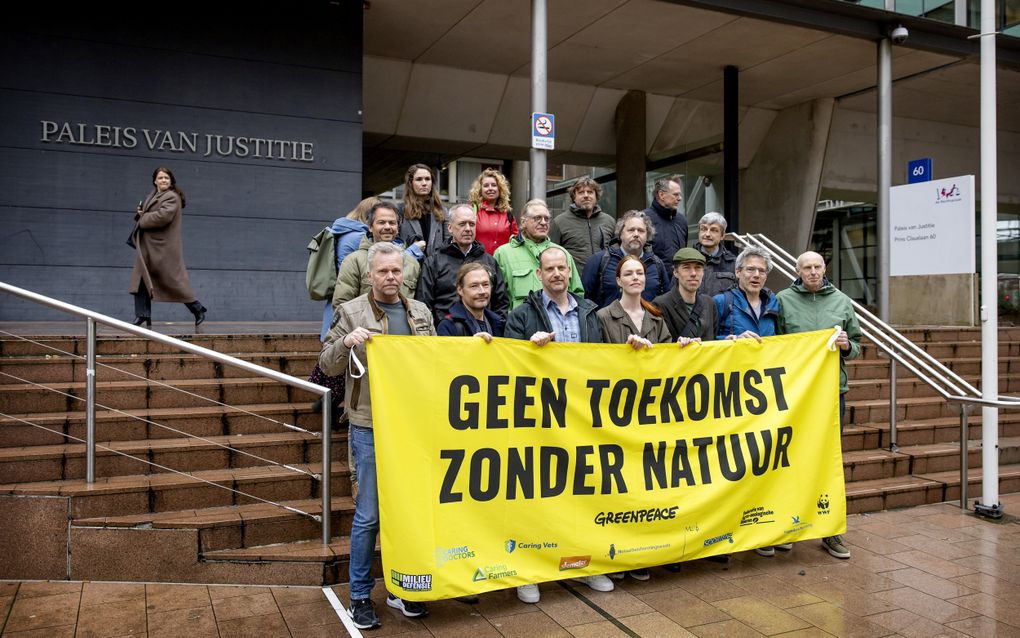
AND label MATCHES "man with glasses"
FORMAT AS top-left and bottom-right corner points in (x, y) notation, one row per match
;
(643, 175), (688, 266)
(714, 246), (780, 341)
(494, 198), (584, 309)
